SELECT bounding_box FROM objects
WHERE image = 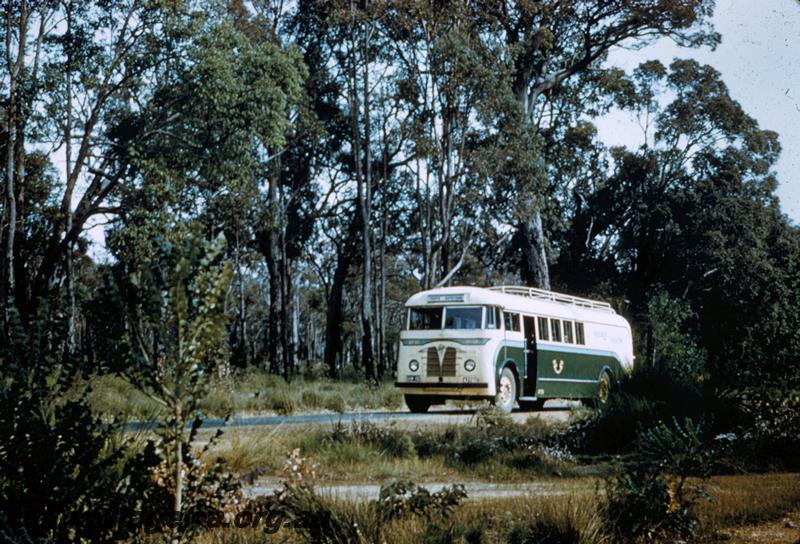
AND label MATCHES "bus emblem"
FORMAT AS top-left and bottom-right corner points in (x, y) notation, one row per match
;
(552, 359), (565, 374)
